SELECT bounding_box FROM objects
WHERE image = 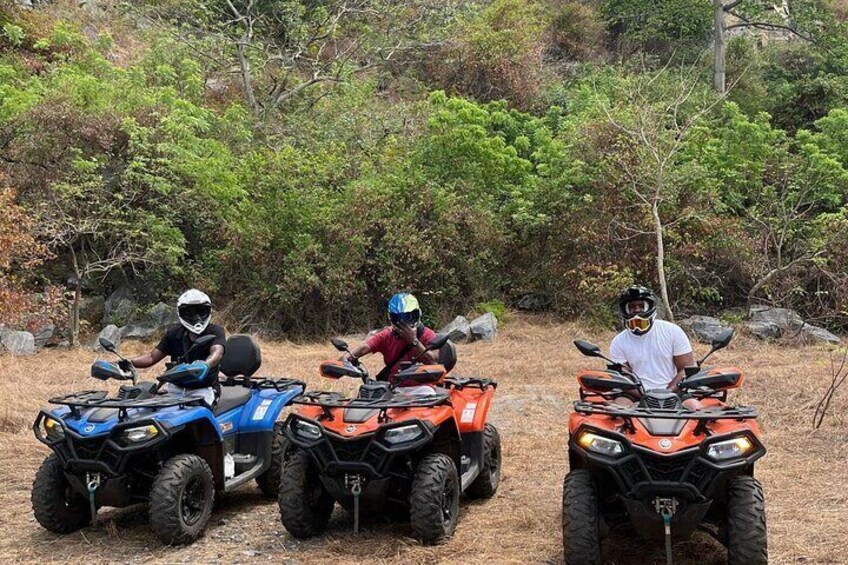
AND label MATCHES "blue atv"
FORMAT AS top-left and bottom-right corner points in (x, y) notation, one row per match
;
(31, 334), (304, 545)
